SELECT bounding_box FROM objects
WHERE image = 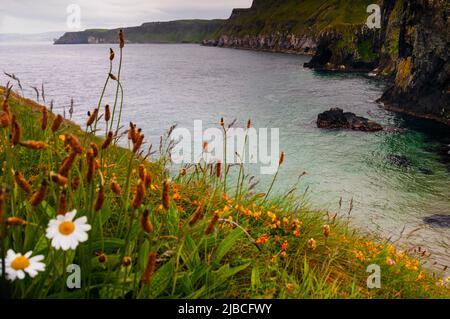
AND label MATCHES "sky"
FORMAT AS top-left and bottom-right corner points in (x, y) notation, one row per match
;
(0, 0), (253, 34)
